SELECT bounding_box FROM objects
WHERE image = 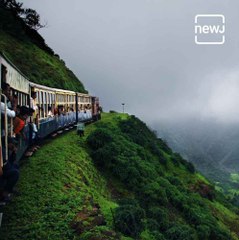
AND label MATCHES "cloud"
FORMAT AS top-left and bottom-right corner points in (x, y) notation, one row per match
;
(19, 0), (239, 125)
(200, 69), (239, 122)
